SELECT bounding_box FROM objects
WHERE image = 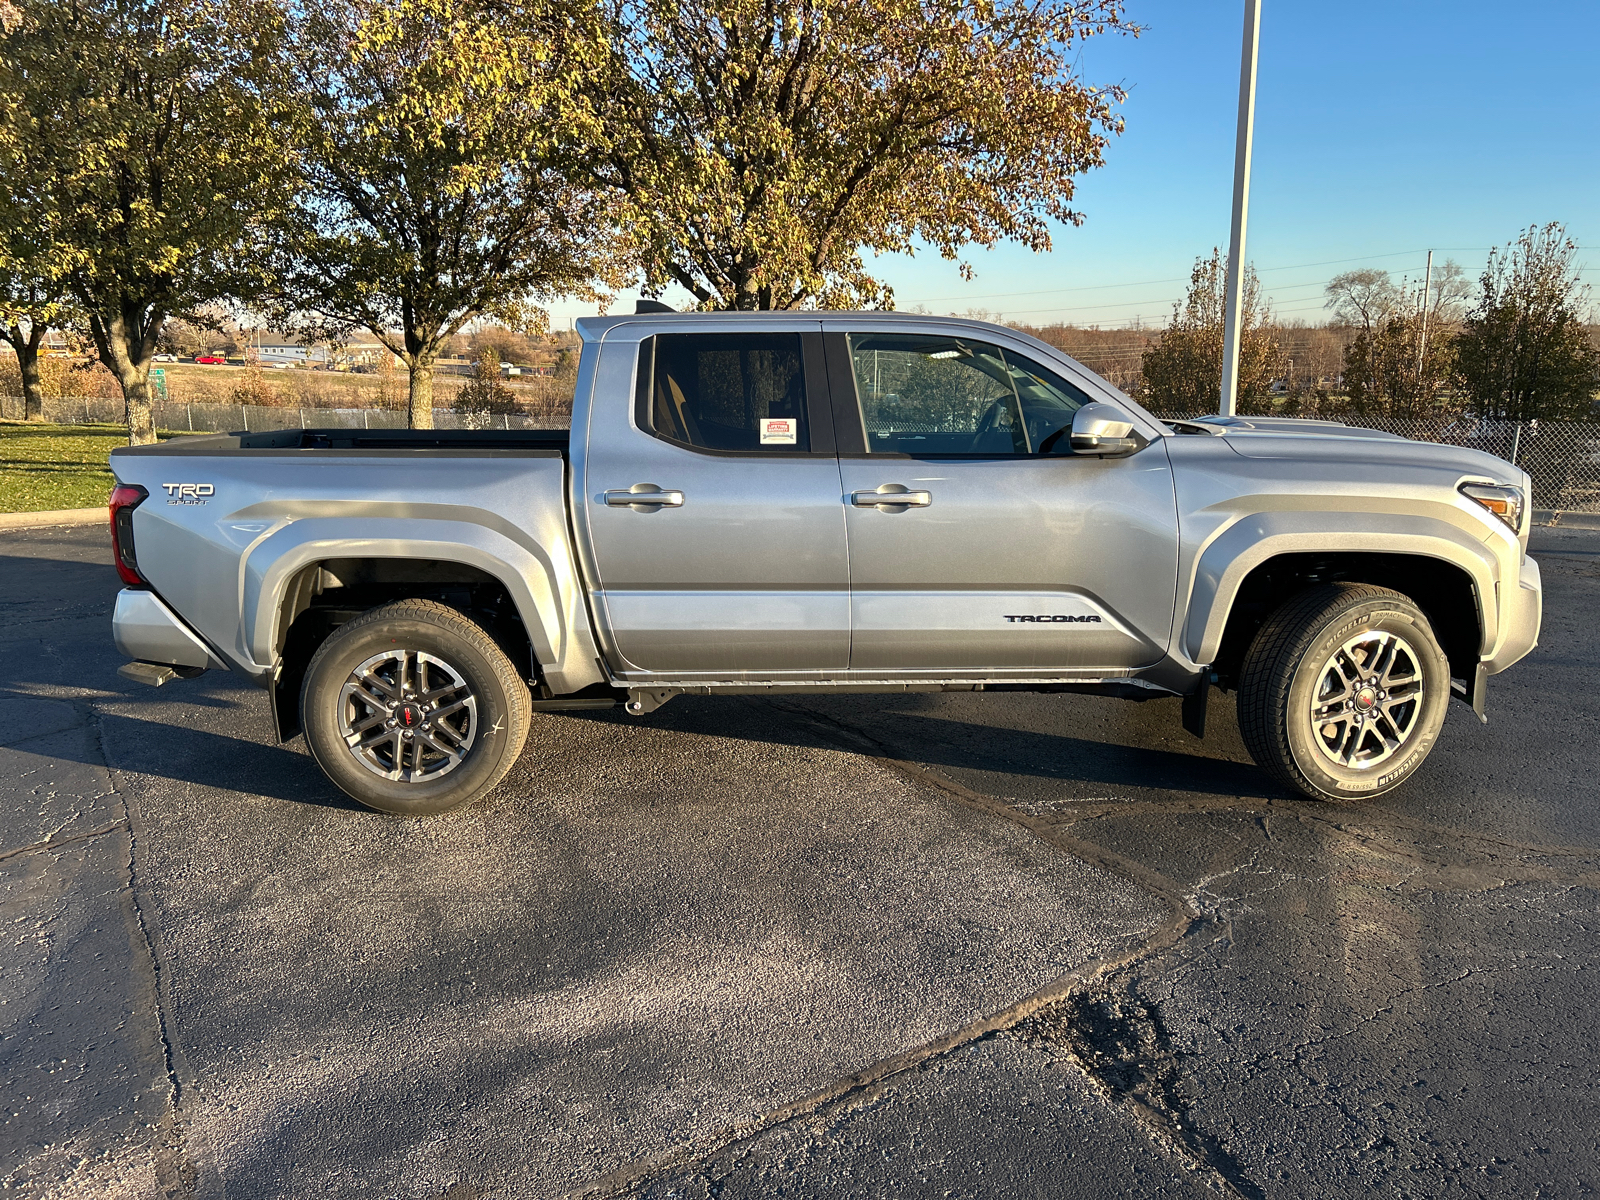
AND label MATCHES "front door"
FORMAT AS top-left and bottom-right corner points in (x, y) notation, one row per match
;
(581, 327), (850, 680)
(830, 328), (1179, 676)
